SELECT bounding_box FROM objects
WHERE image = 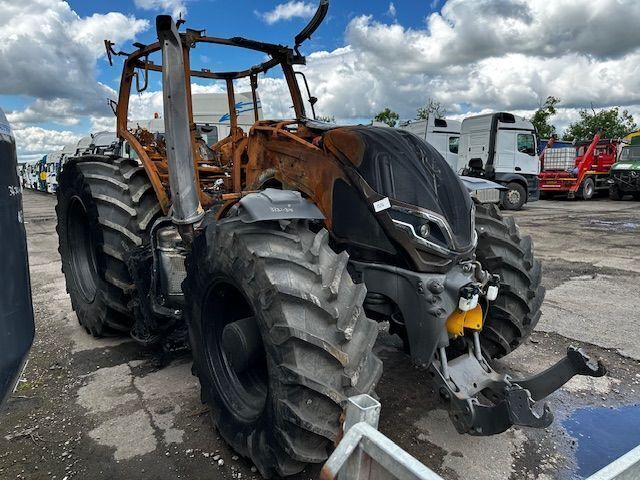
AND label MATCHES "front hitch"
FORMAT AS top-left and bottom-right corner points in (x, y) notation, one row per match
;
(431, 339), (606, 435)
